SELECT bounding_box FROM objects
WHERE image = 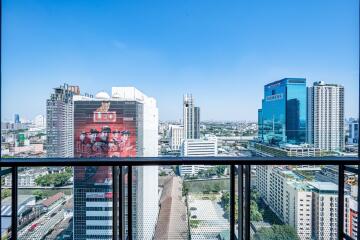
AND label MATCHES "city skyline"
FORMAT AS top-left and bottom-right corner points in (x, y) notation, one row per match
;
(1, 1), (359, 240)
(1, 0), (359, 121)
